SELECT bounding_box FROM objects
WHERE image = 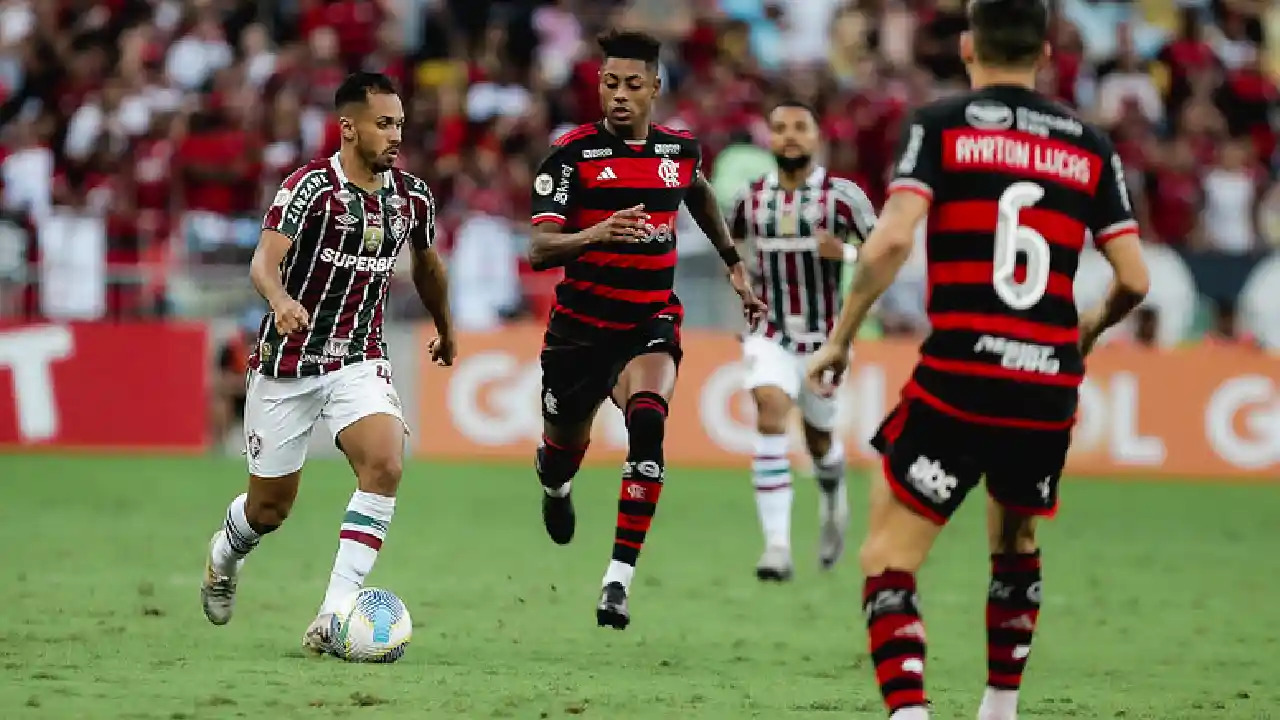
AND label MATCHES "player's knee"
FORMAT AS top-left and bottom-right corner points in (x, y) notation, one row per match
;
(356, 454), (403, 494)
(752, 389), (790, 436)
(536, 437), (587, 484)
(624, 391), (668, 452)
